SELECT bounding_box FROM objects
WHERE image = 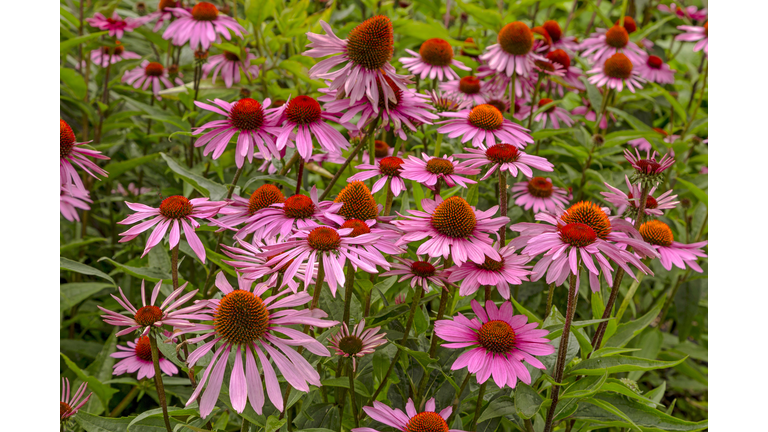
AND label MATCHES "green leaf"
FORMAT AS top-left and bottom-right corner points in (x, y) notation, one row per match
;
(514, 383), (544, 420)
(101, 154), (160, 180)
(476, 396), (513, 423)
(393, 342), (439, 371)
(128, 407), (201, 429)
(60, 282), (113, 311)
(604, 300), (663, 348)
(651, 83), (687, 124)
(61, 257), (115, 285)
(509, 296), (542, 324)
(98, 257), (184, 284)
(75, 412), (132, 432)
(320, 378), (371, 398)
(265, 416), (287, 432)
(241, 175), (297, 192)
(160, 153), (228, 200)
(212, 43), (240, 56)
(245, 0), (275, 28)
(567, 355), (686, 376)
(675, 178), (708, 207)
(411, 181), (425, 211)
(61, 31), (108, 52)
(61, 353), (118, 411)
(61, 67), (87, 99)
(572, 394), (708, 431)
(60, 237), (109, 253)
(674, 279), (703, 341)
(603, 130), (662, 148)
(87, 328), (118, 383)
(607, 107), (654, 132)
(600, 380), (664, 407)
(582, 397), (641, 431)
(561, 373), (608, 400)
(532, 129), (570, 141)
(455, 0), (501, 28)
(466, 182), (479, 207)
